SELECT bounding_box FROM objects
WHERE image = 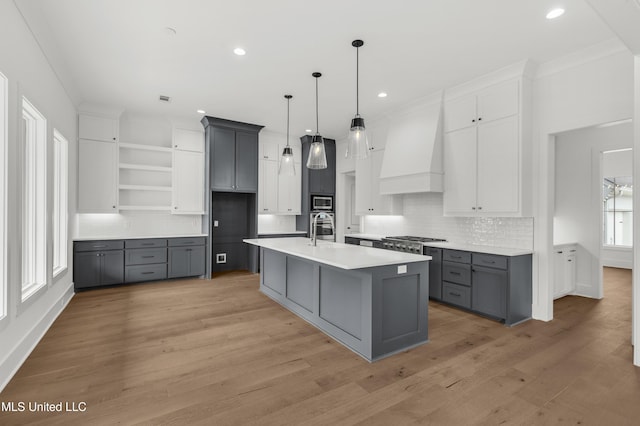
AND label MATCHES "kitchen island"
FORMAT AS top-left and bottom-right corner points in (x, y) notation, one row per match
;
(243, 237), (431, 362)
